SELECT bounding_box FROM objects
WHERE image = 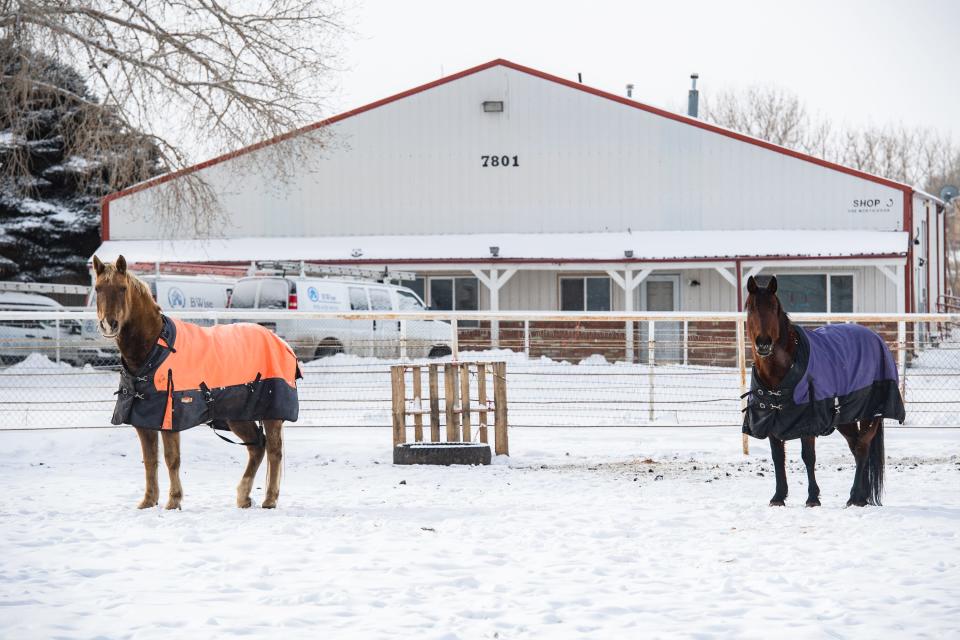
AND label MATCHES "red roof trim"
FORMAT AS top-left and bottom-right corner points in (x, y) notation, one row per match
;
(100, 58), (916, 237)
(117, 253), (906, 269)
(497, 60), (912, 193)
